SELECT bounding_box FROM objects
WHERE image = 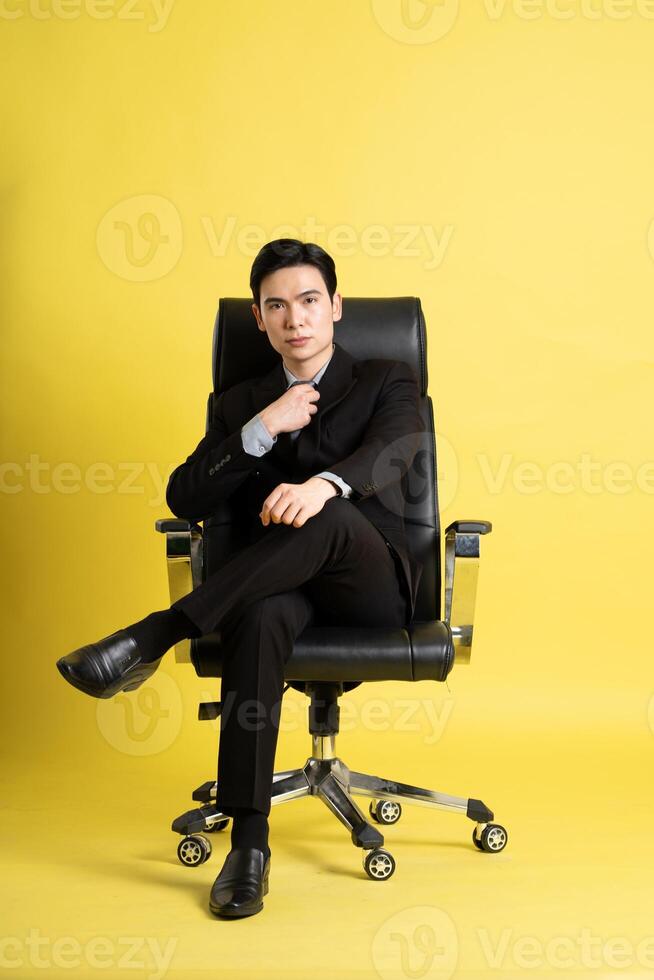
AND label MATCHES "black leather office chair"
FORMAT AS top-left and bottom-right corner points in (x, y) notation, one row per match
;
(156, 297), (506, 881)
